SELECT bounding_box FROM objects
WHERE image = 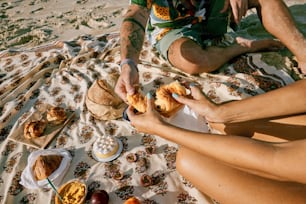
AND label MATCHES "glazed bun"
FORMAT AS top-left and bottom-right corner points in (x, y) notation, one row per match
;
(24, 120), (47, 139)
(46, 106), (67, 125)
(32, 154), (63, 180)
(126, 92), (147, 113)
(155, 81), (187, 117)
